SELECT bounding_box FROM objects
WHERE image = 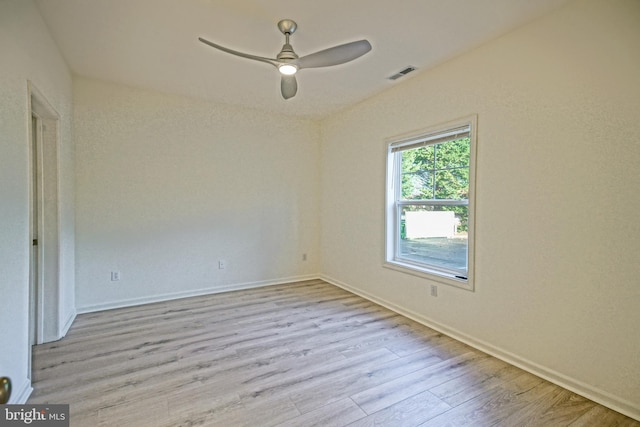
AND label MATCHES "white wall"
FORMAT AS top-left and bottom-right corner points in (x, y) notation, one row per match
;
(320, 0), (640, 419)
(74, 78), (320, 311)
(0, 0), (75, 403)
